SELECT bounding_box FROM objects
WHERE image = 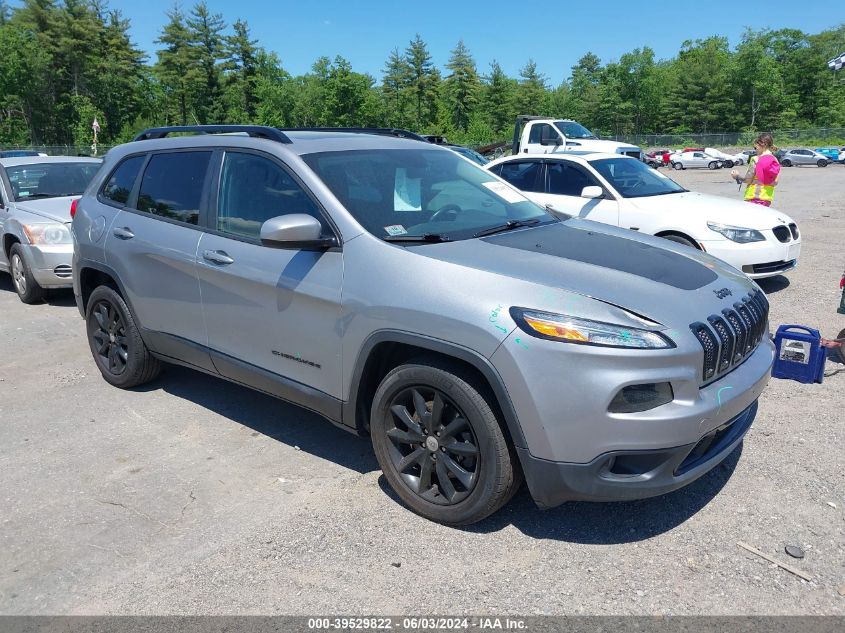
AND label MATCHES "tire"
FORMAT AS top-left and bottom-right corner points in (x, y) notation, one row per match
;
(85, 285), (161, 388)
(817, 159), (827, 167)
(9, 243), (44, 304)
(735, 159), (744, 166)
(782, 159), (792, 167)
(370, 358), (520, 526)
(708, 161), (719, 170)
(672, 162), (683, 170)
(723, 160), (734, 169)
(660, 234), (698, 249)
